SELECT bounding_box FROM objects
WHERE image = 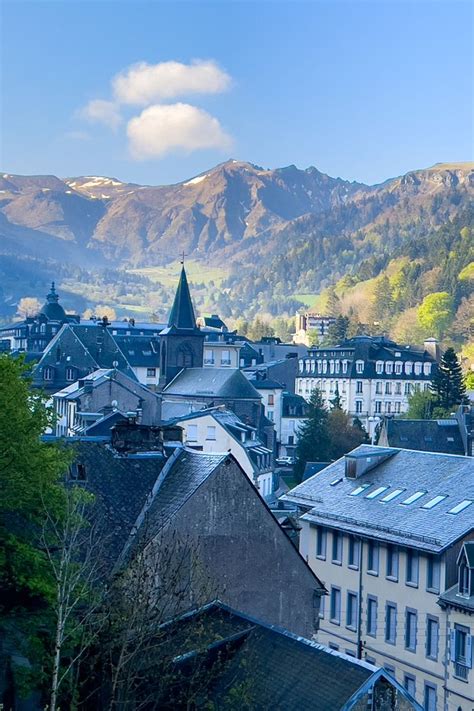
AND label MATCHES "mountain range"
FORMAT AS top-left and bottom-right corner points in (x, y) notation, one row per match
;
(0, 160), (472, 319)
